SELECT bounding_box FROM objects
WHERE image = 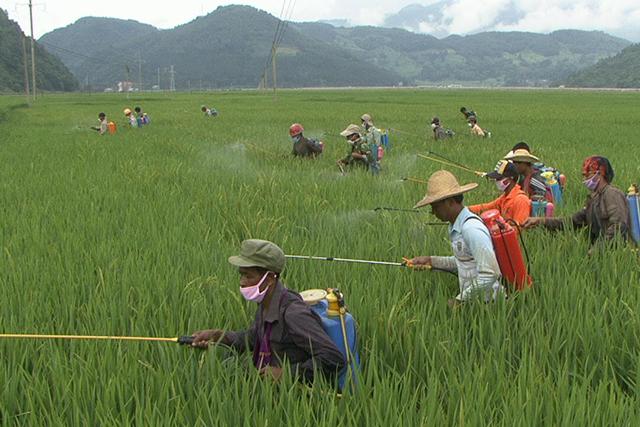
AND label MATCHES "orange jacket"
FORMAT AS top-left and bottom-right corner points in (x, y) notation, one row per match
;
(470, 184), (531, 226)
